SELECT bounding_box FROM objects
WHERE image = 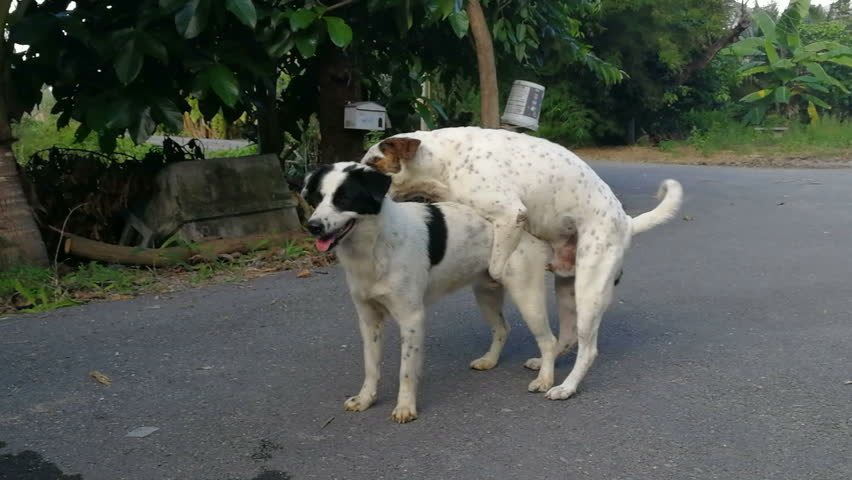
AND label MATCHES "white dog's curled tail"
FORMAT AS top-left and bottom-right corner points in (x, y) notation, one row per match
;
(630, 179), (684, 235)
